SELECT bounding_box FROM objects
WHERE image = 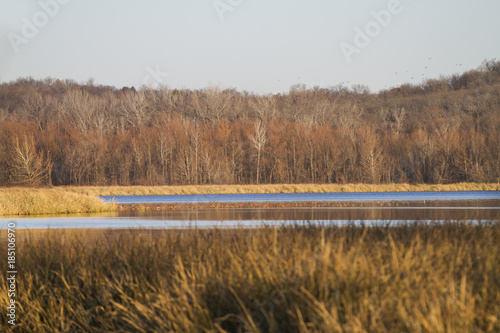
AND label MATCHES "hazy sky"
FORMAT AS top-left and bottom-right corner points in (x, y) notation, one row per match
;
(1, 0), (499, 94)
